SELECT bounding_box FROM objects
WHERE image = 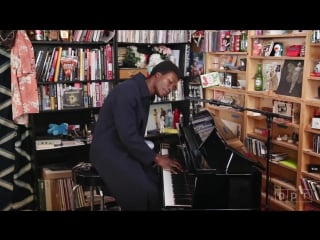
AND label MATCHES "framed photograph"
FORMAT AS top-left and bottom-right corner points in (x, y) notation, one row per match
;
(262, 60), (282, 91)
(273, 100), (293, 118)
(275, 60), (304, 98)
(270, 42), (283, 57)
(224, 73), (237, 88)
(62, 88), (84, 109)
(145, 103), (172, 135)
